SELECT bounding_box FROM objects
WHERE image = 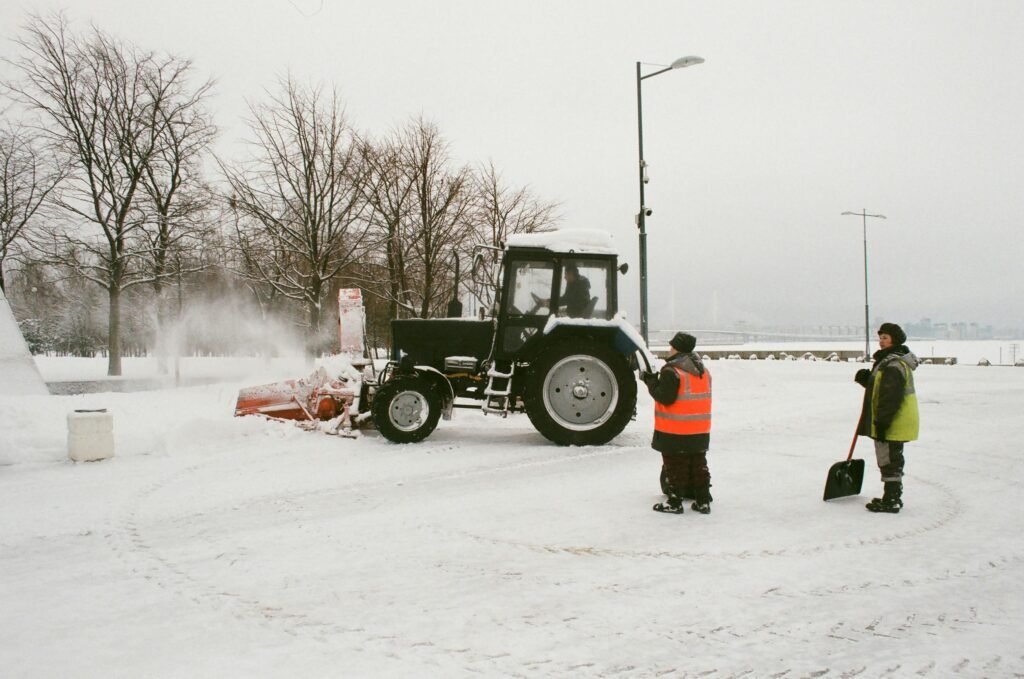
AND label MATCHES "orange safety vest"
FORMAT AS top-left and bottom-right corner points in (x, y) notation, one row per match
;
(654, 366), (712, 435)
